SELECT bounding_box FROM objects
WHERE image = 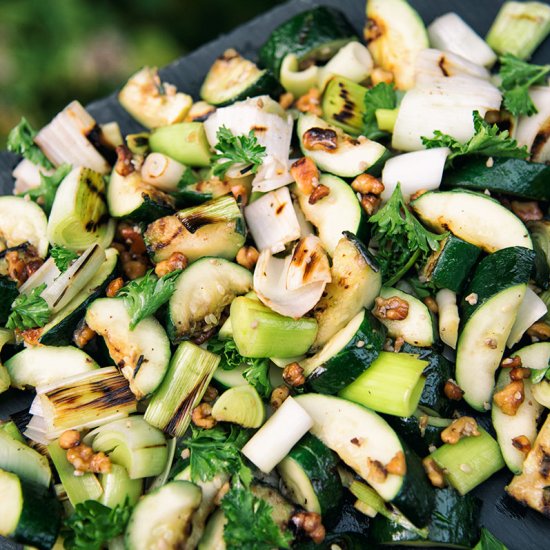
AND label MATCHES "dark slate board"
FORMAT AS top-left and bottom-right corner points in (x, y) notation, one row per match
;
(0, 1), (549, 549)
